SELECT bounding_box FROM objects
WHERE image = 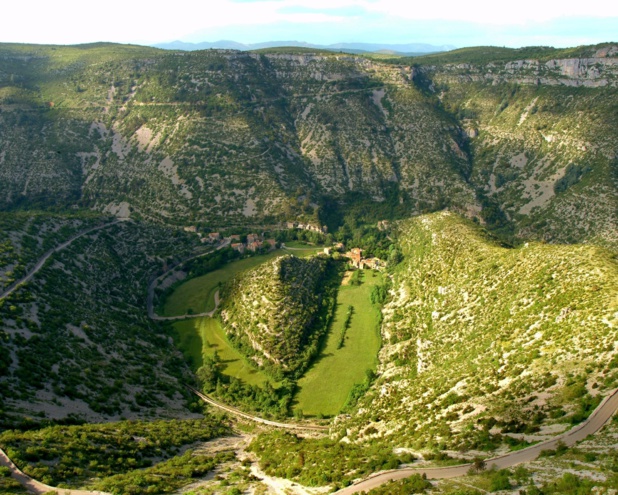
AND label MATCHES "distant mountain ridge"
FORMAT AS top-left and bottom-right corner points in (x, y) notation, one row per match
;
(152, 39), (456, 55)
